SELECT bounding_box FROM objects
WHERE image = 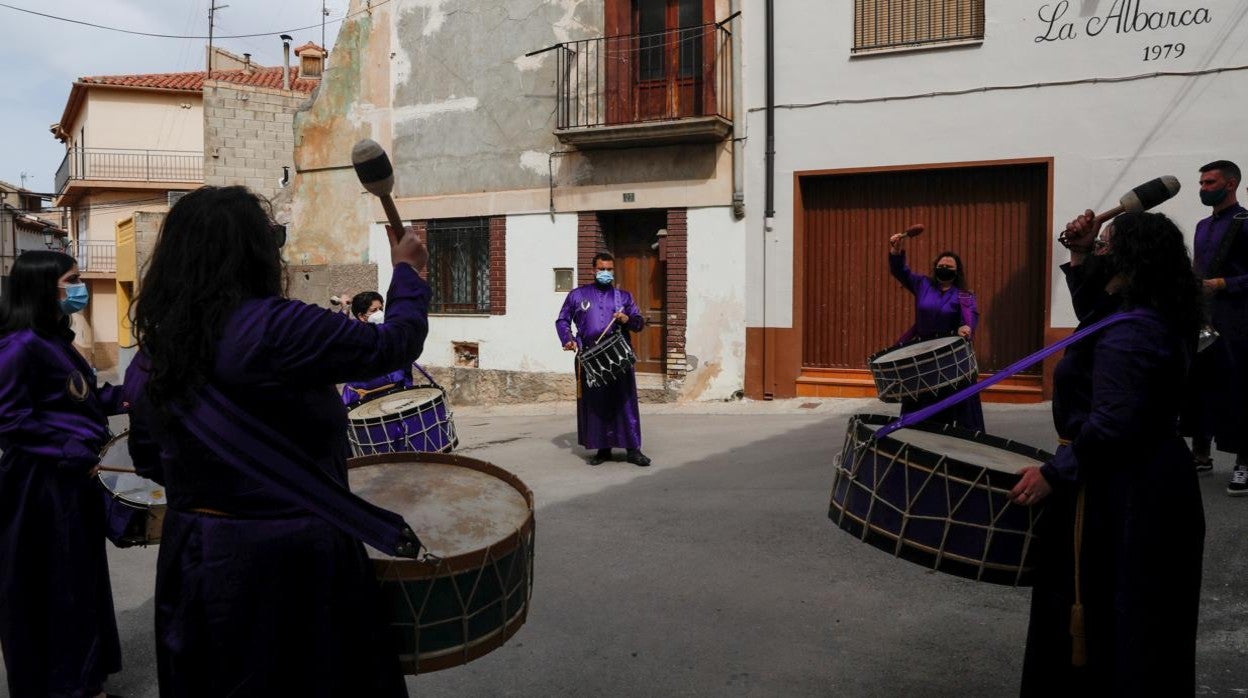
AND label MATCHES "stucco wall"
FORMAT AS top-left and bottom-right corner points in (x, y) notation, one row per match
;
(743, 0), (1248, 331)
(79, 89), (203, 152)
